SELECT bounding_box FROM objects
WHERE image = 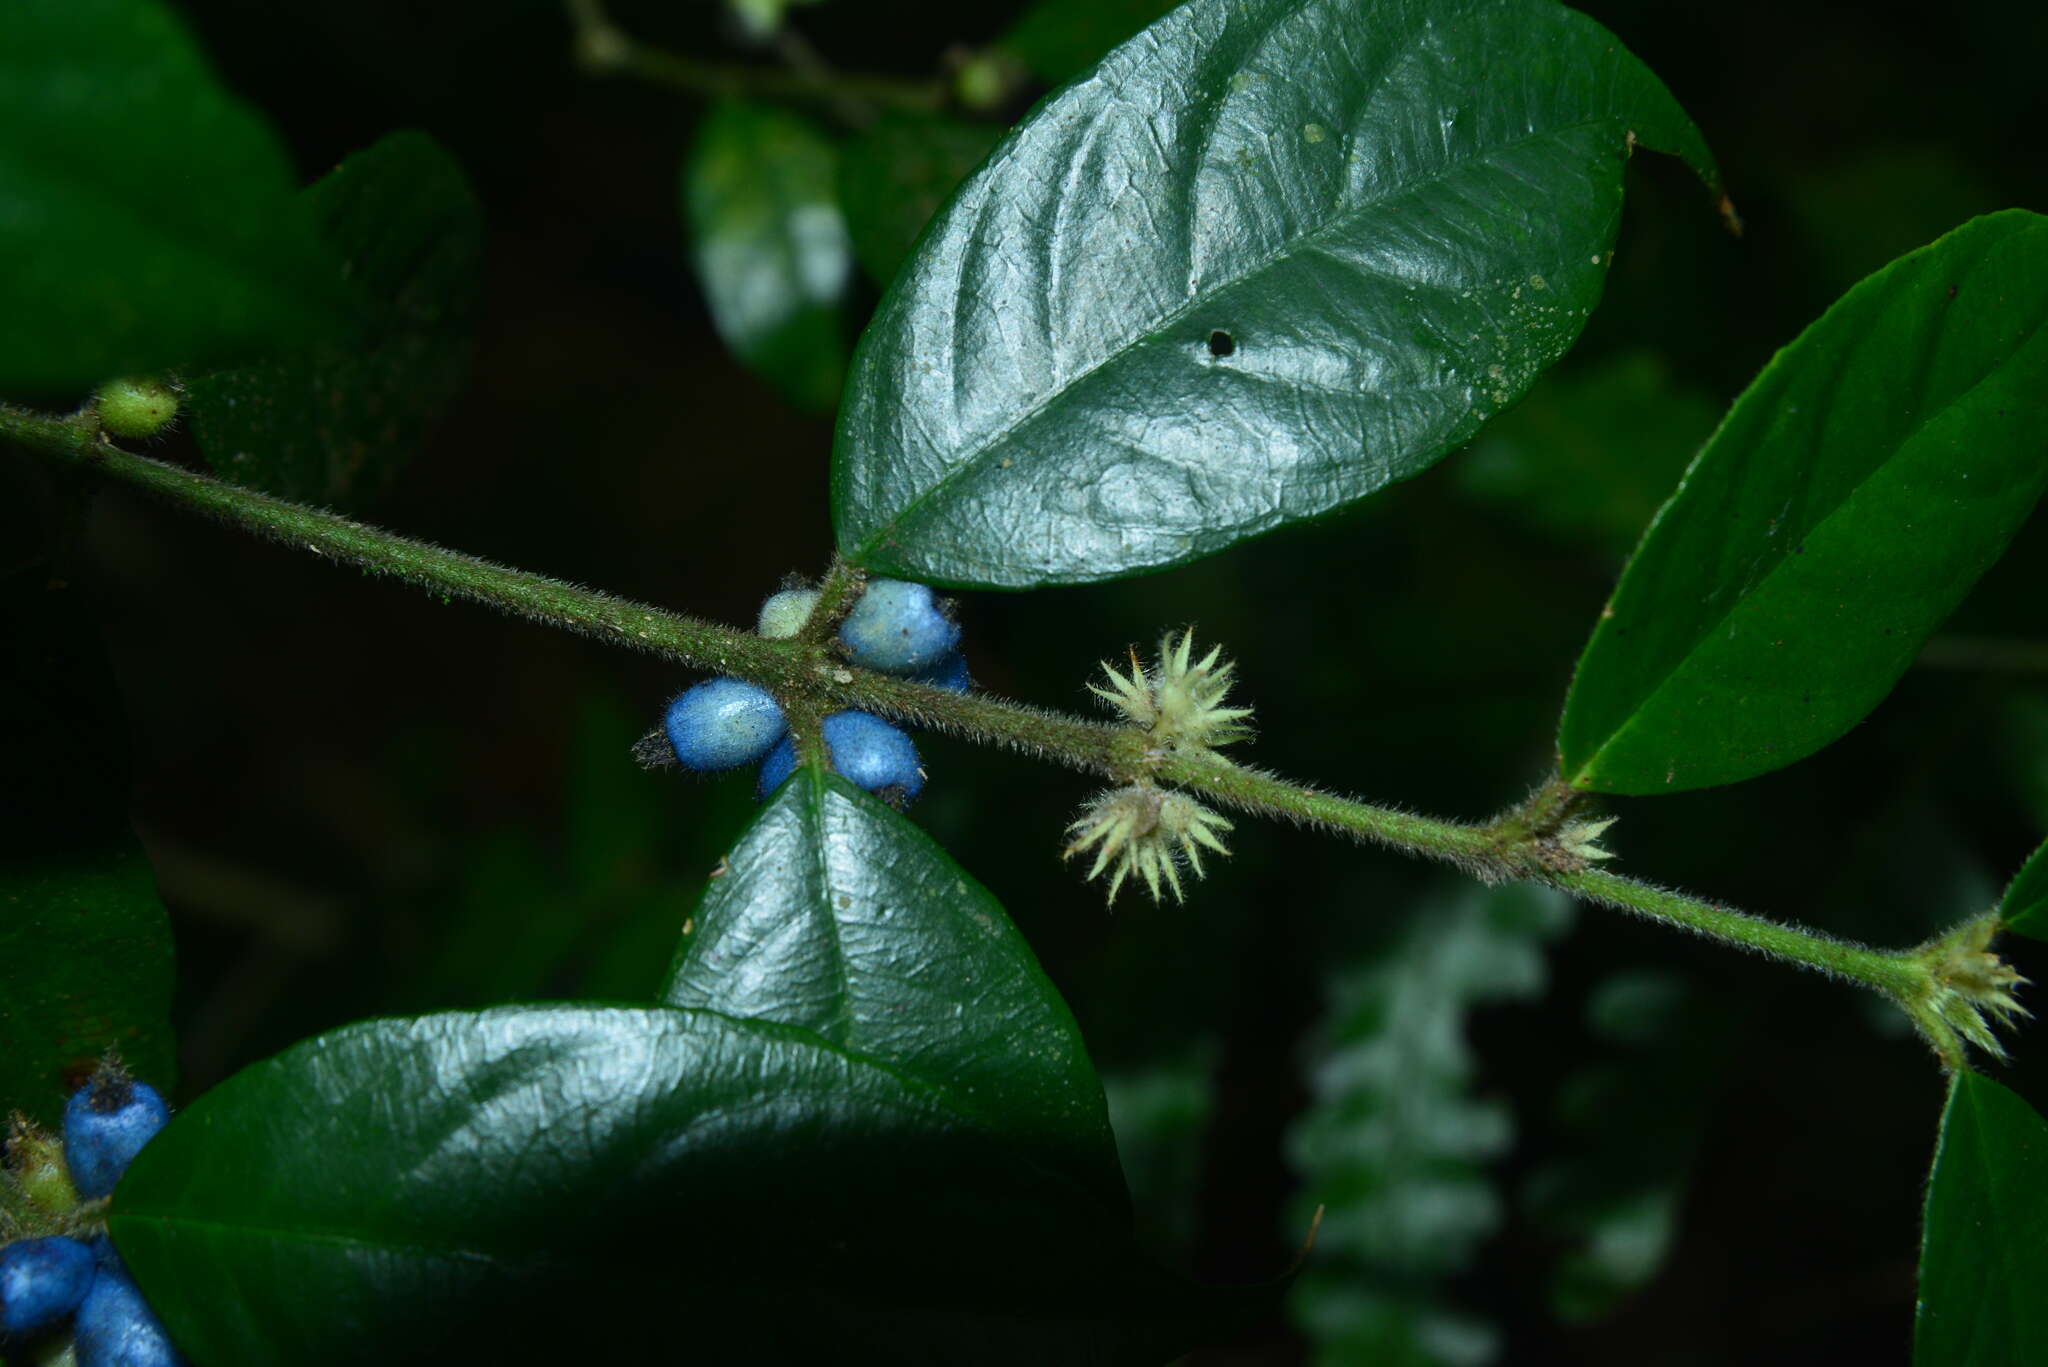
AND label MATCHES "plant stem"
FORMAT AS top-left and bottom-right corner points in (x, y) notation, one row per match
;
(1157, 748), (1496, 866)
(0, 405), (1934, 1008)
(1154, 747), (1924, 998)
(1555, 867), (1925, 998)
(797, 557), (865, 646)
(0, 405), (796, 684)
